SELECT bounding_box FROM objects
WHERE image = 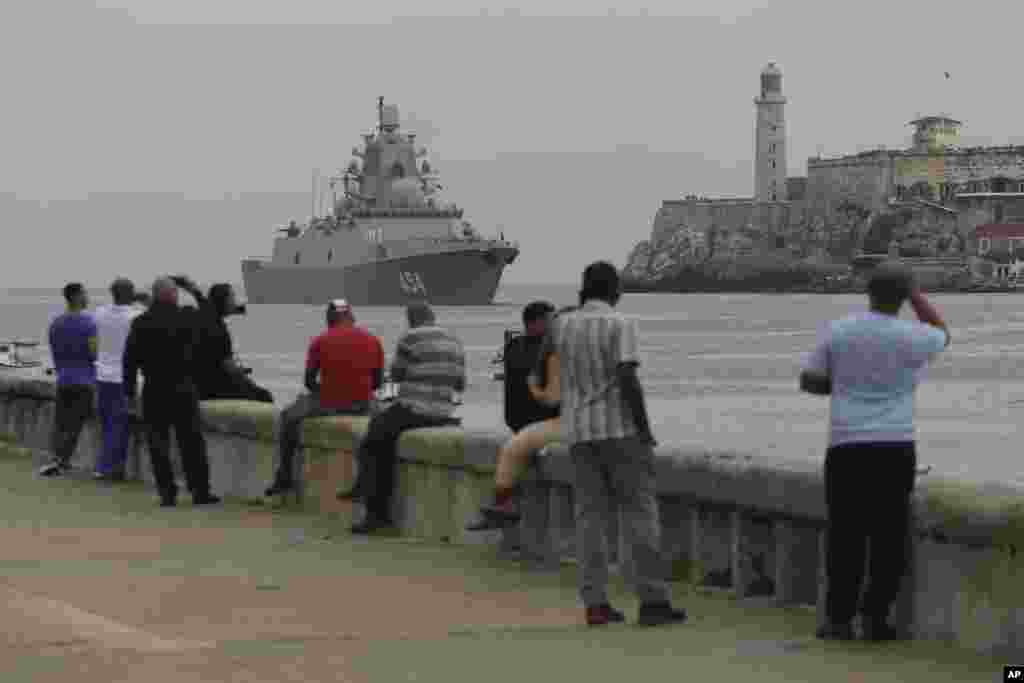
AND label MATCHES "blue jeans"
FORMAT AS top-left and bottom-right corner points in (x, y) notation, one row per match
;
(95, 381), (129, 475)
